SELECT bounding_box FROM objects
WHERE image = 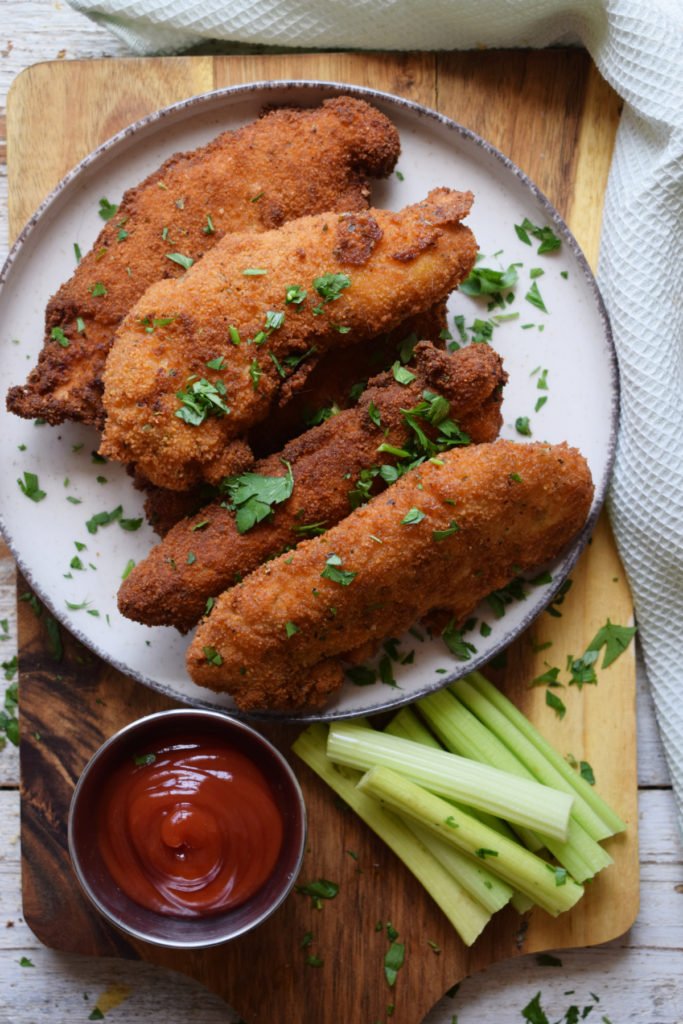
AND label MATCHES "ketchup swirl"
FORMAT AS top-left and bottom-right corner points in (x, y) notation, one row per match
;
(97, 739), (284, 917)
